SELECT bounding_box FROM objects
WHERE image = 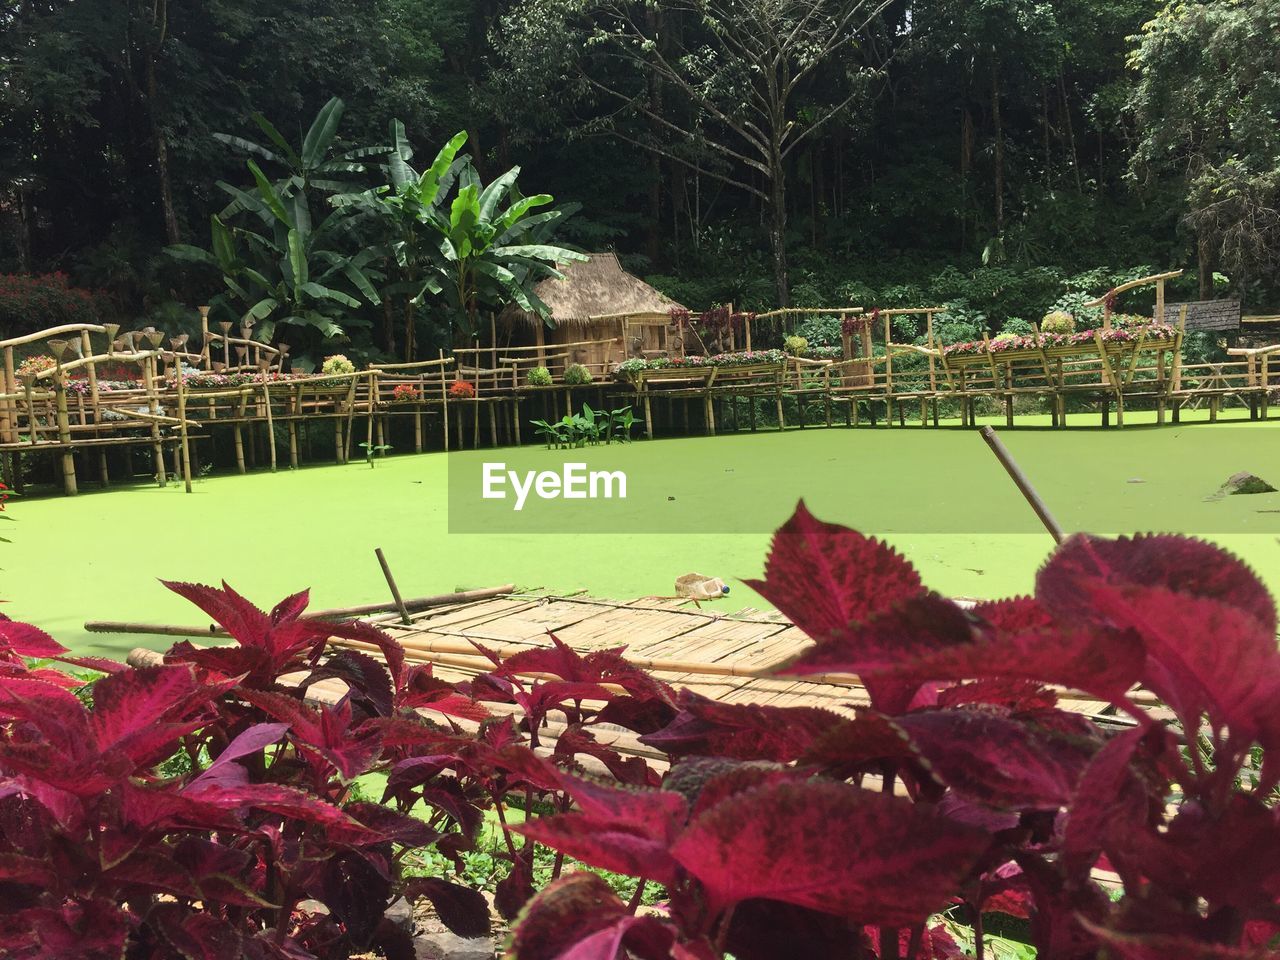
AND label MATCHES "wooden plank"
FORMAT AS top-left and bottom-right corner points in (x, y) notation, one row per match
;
(1170, 300), (1241, 333)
